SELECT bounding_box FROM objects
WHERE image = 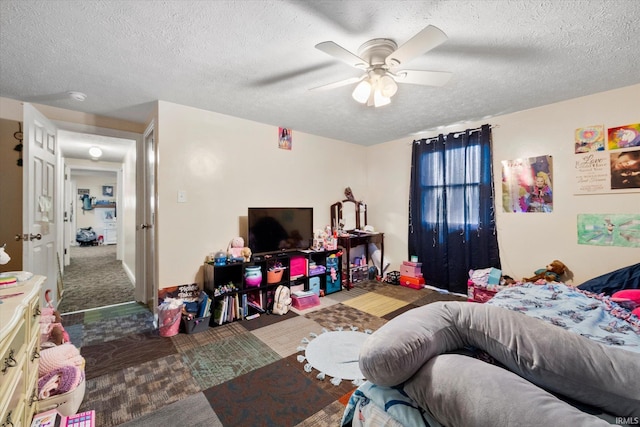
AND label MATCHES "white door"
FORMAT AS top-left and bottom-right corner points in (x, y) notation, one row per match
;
(23, 103), (58, 307)
(136, 121), (157, 311)
(63, 164), (73, 266)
